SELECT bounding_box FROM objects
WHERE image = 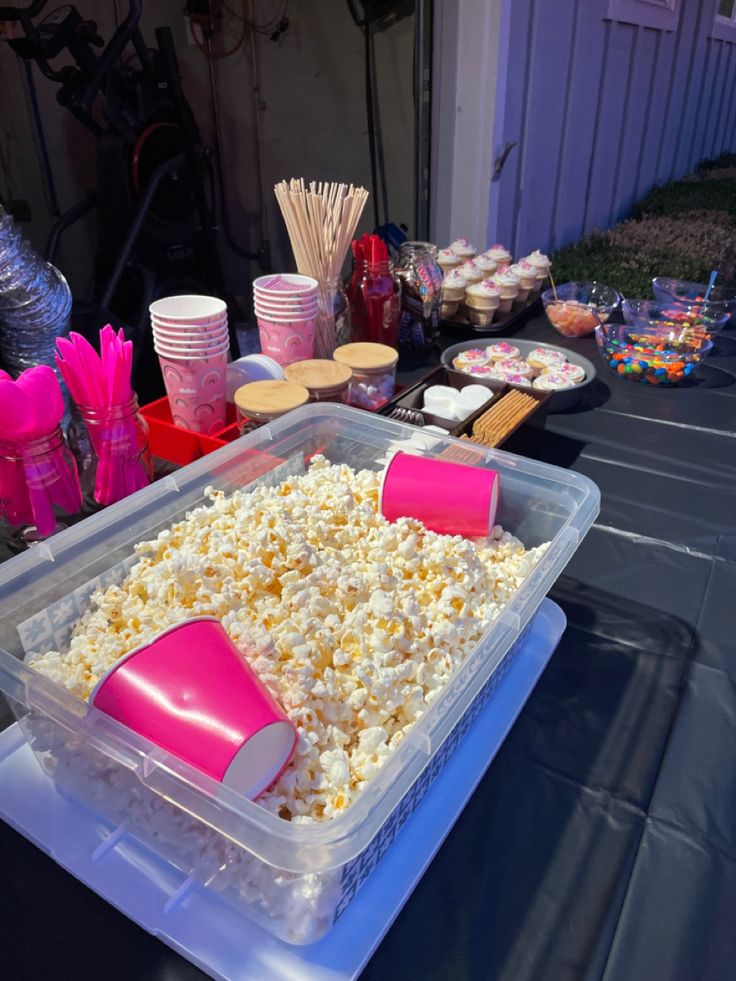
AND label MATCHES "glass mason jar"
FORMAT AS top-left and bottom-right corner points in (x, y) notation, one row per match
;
(315, 276), (352, 358)
(0, 426), (82, 550)
(234, 380), (310, 434)
(67, 396), (153, 509)
(393, 242), (443, 351)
